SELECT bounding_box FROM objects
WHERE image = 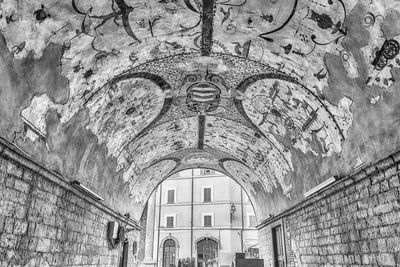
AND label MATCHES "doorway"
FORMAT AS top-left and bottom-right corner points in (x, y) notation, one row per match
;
(197, 238), (218, 267)
(163, 239), (176, 267)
